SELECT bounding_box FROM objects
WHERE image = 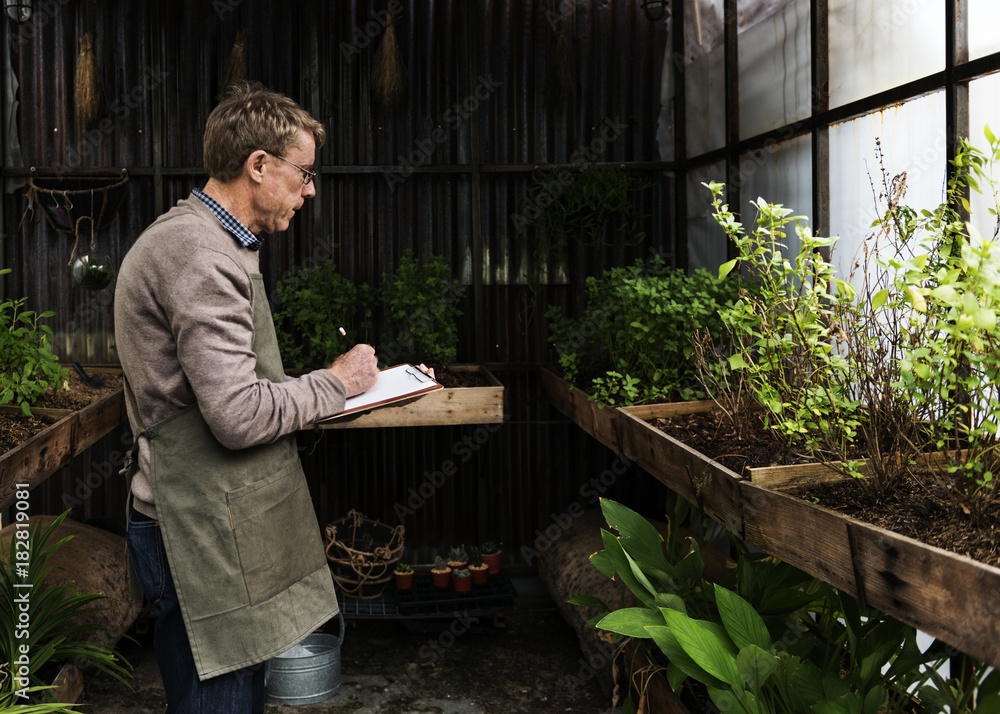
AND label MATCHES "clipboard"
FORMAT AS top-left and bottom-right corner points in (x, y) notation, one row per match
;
(318, 364), (443, 421)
